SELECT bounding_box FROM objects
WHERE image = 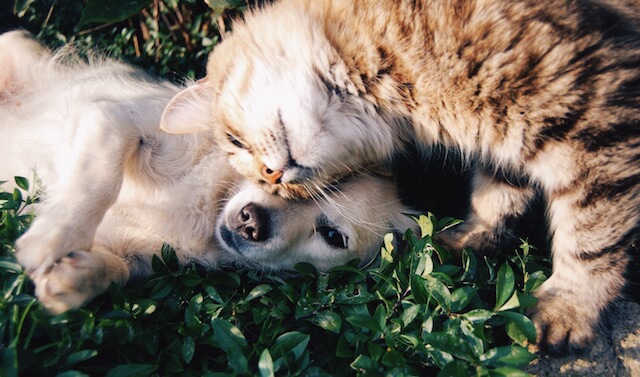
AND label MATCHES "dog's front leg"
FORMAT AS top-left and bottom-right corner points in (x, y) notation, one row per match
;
(16, 103), (140, 289)
(34, 248), (129, 313)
